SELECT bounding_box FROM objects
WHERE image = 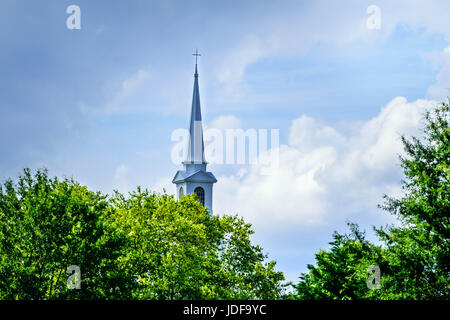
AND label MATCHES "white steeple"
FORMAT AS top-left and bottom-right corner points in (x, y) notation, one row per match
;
(185, 51), (206, 165)
(172, 50), (217, 213)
